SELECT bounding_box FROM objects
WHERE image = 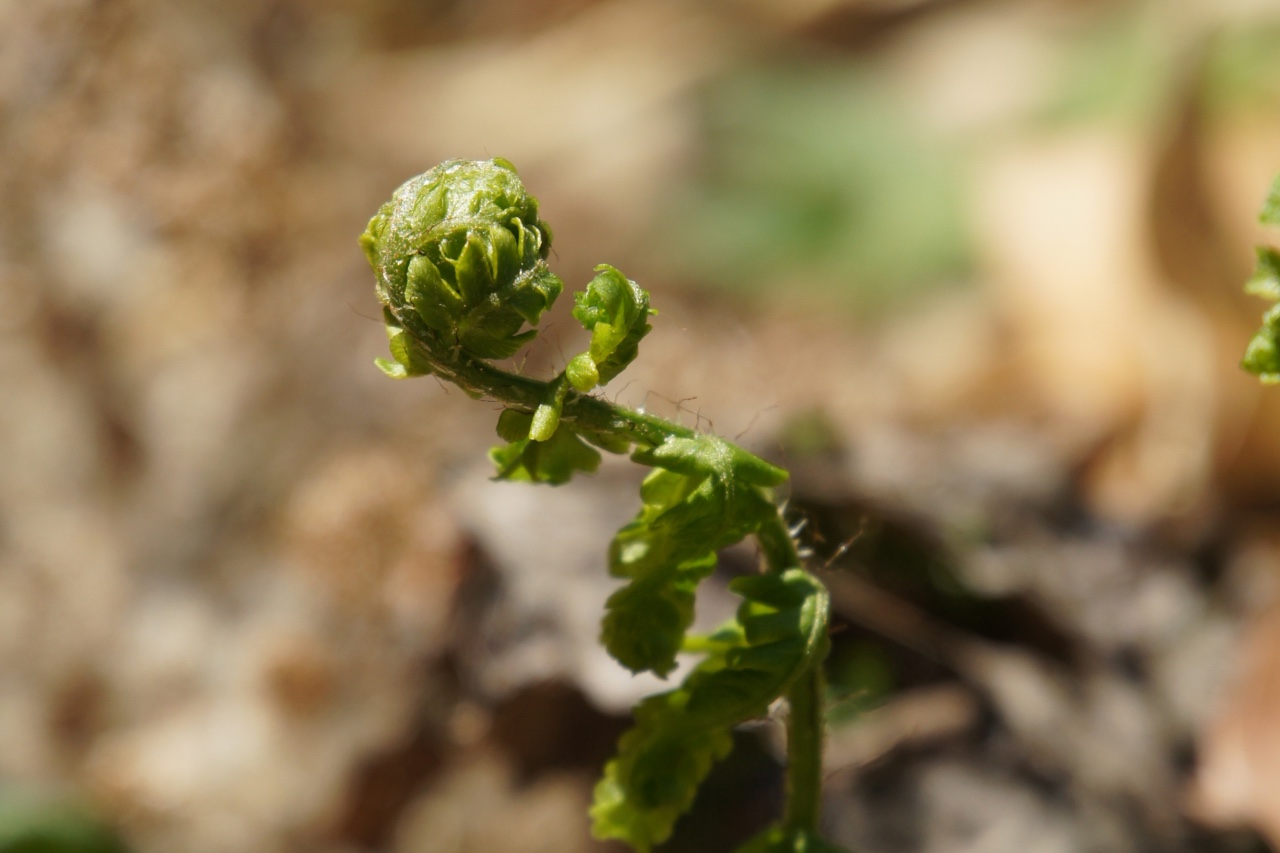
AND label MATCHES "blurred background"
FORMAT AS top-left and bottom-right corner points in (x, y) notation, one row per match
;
(4, 0), (1280, 851)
